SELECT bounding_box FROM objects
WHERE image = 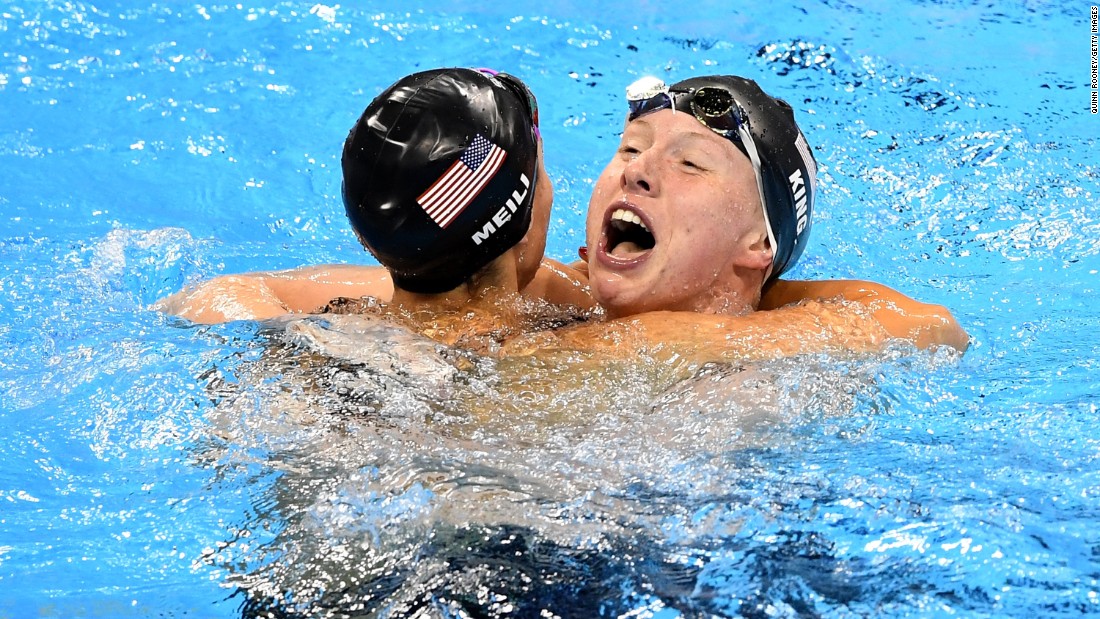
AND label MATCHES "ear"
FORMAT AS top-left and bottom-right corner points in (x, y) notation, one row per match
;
(732, 230), (774, 272)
